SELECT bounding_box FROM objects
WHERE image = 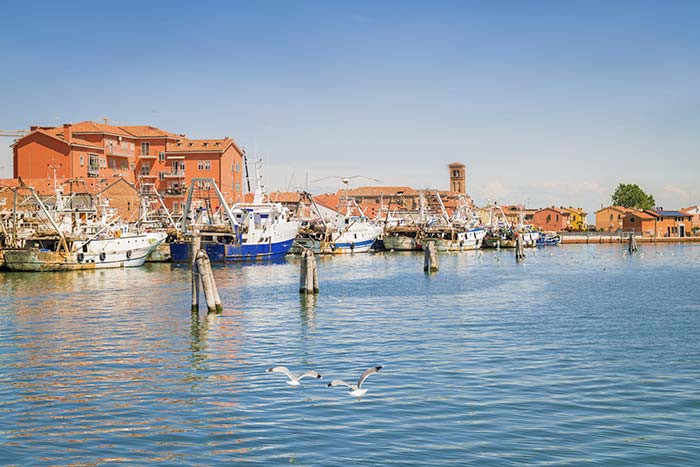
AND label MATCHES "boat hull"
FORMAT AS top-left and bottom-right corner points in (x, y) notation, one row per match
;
(483, 232), (540, 248)
(170, 238), (295, 262)
(291, 237), (375, 255)
(382, 235), (420, 251)
(3, 233), (166, 272)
